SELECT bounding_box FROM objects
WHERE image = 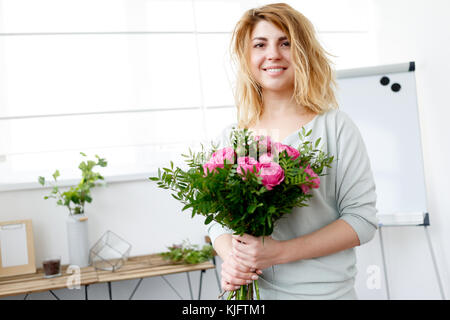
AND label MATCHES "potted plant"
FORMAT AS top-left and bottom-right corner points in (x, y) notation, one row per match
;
(38, 152), (107, 267)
